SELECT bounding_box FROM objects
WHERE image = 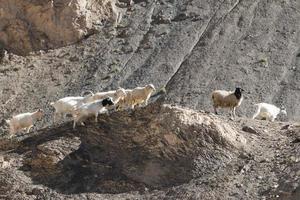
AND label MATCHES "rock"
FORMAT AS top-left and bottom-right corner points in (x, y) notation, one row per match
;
(242, 126), (260, 135)
(238, 163), (251, 174)
(0, 138), (19, 151)
(292, 137), (300, 143)
(0, 155), (10, 168)
(289, 156), (299, 163)
(69, 56), (80, 62)
(273, 184), (279, 189)
(238, 152), (252, 160)
(121, 45), (133, 54)
(119, 0), (134, 6)
(31, 187), (45, 196)
(27, 136), (81, 174)
(0, 0), (118, 55)
(259, 158), (270, 163)
(117, 0), (134, 8)
(281, 124), (291, 130)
